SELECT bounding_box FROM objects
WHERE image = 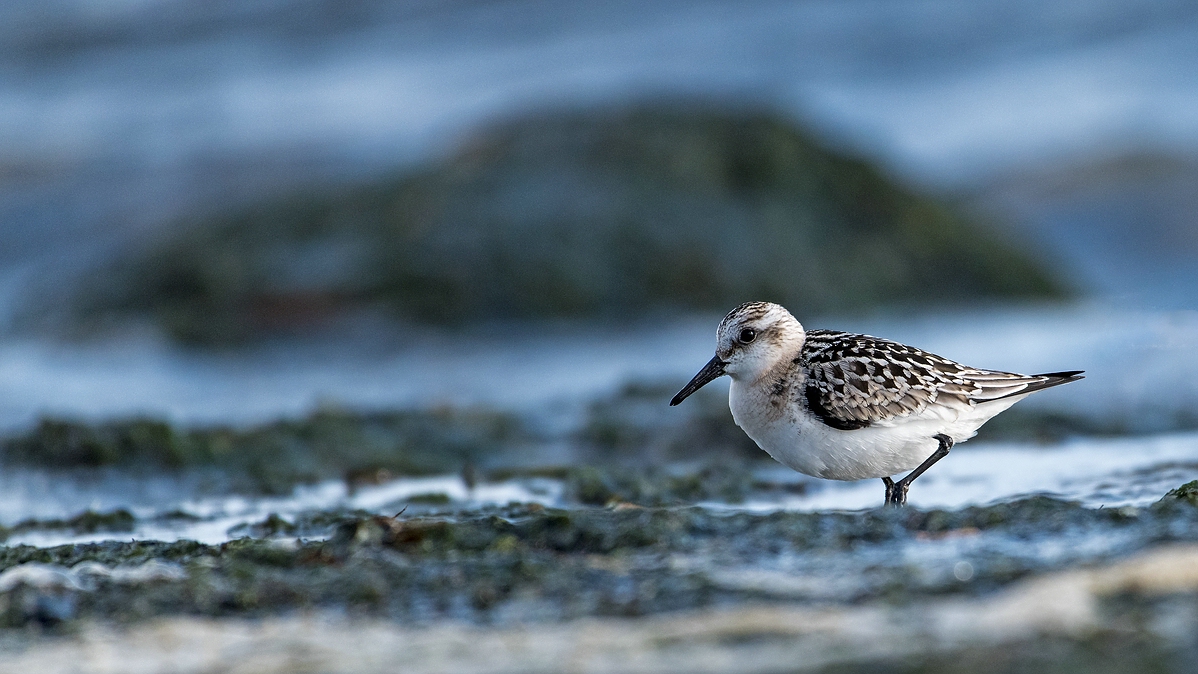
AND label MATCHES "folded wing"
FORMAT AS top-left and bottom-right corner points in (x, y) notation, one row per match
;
(800, 330), (1083, 430)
